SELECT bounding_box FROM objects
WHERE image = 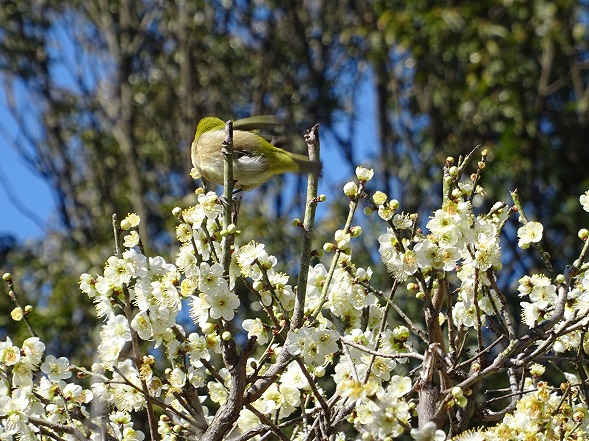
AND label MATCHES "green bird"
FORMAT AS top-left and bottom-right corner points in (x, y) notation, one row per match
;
(191, 116), (321, 191)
